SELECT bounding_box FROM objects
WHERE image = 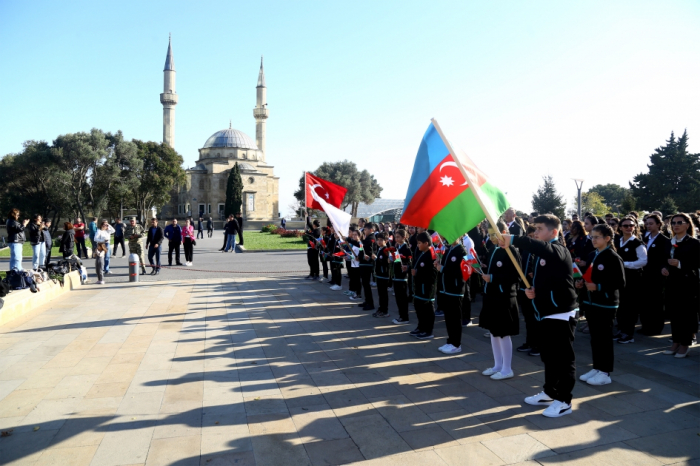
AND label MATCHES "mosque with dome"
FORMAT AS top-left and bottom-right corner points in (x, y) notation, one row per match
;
(158, 37), (279, 221)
